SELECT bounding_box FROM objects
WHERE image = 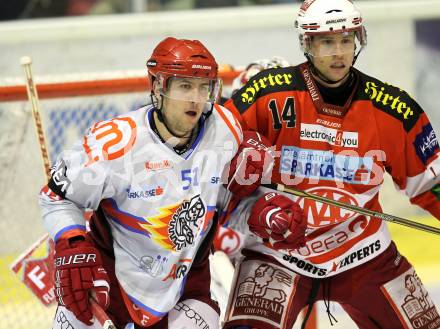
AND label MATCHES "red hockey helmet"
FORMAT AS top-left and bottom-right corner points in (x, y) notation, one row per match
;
(147, 37), (219, 90)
